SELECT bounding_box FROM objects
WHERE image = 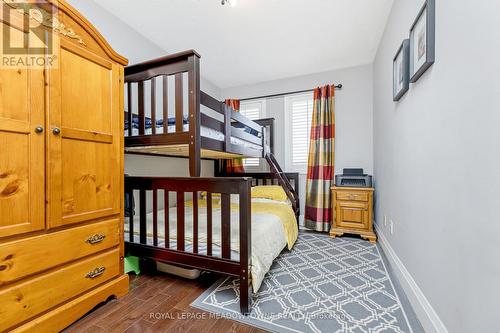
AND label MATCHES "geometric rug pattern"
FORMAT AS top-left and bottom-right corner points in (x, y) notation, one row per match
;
(192, 233), (420, 333)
